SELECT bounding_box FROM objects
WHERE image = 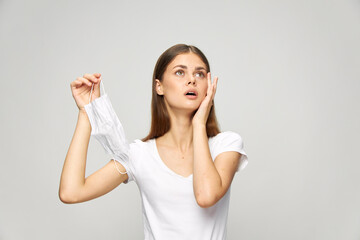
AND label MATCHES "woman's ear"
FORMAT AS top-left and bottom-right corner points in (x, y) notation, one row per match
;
(155, 79), (164, 95)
